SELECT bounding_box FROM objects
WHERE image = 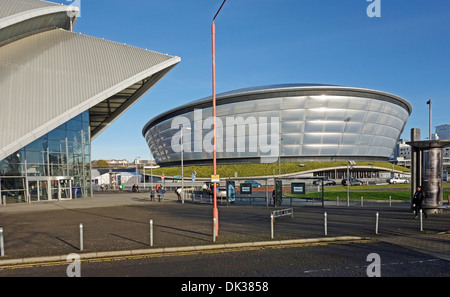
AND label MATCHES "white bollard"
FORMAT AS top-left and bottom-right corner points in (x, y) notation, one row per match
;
(419, 209), (423, 232)
(150, 220), (153, 247)
(361, 196), (364, 207)
(0, 227), (4, 257)
(79, 223), (84, 252)
(375, 212), (379, 234)
(324, 212), (328, 236)
(271, 214), (274, 239)
(389, 195), (392, 207)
